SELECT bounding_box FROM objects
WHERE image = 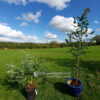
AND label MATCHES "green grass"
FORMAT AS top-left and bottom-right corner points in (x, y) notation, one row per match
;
(0, 46), (100, 100)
